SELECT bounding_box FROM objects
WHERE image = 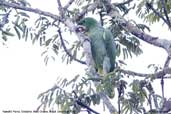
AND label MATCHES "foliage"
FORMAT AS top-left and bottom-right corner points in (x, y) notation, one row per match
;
(136, 0), (171, 25)
(0, 0), (171, 114)
(37, 75), (101, 113)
